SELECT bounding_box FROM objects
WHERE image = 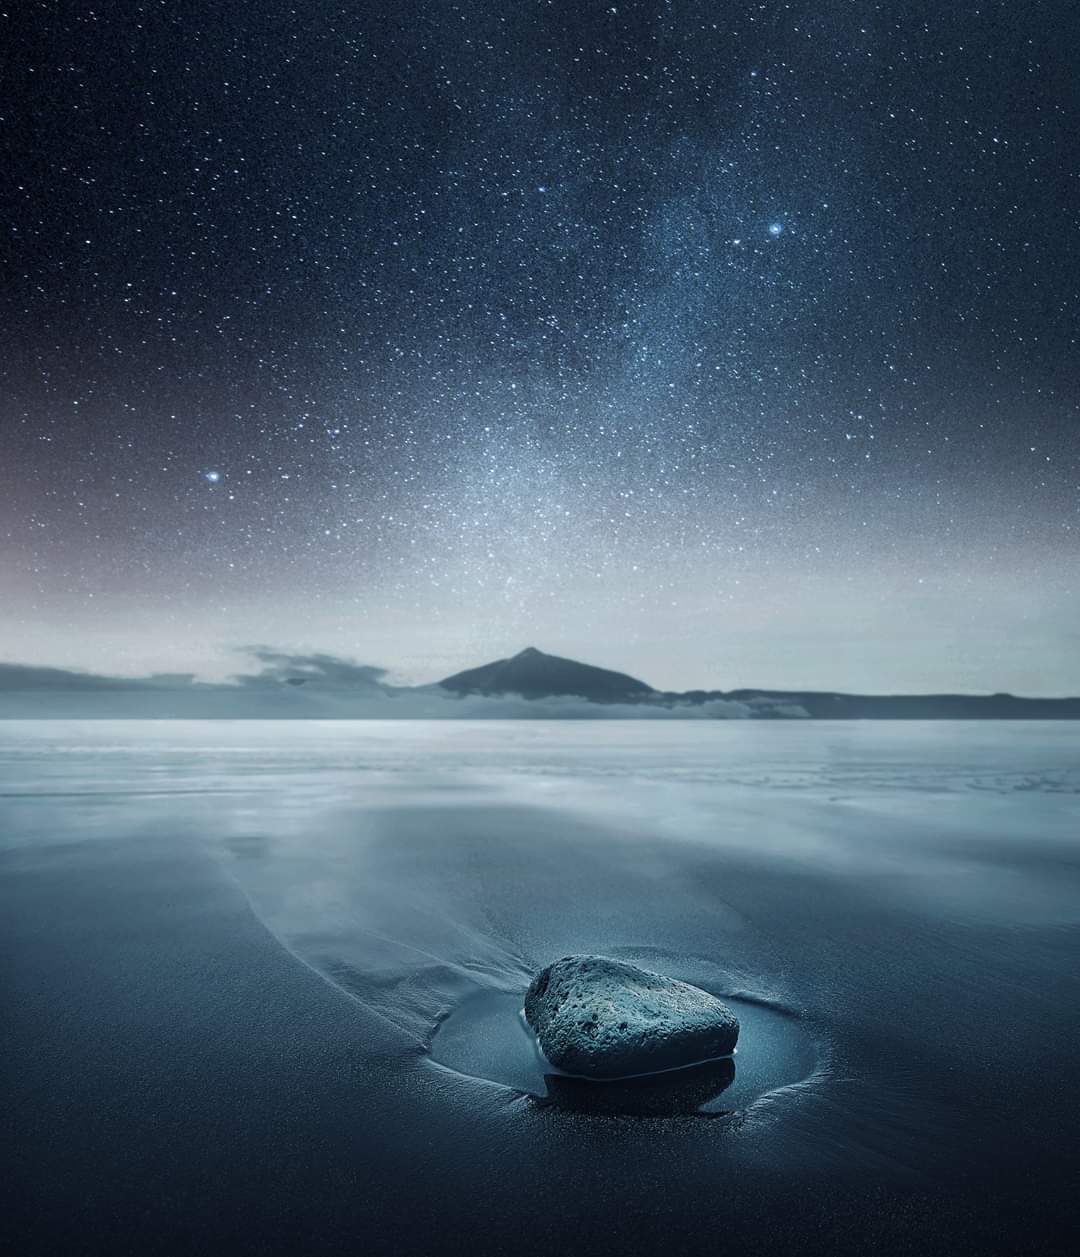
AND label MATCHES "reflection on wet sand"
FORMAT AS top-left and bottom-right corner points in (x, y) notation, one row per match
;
(538, 1056), (737, 1117)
